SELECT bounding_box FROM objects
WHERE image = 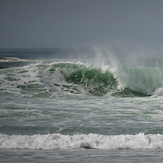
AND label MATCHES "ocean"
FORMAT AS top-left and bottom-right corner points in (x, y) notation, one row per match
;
(1, 48), (163, 163)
